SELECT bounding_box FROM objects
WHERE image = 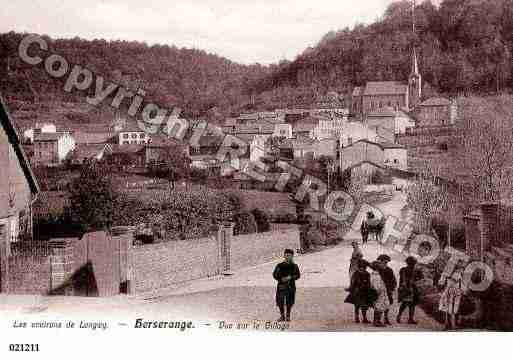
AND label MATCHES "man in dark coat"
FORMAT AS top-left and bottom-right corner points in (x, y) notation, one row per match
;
(377, 254), (397, 325)
(397, 256), (424, 324)
(273, 249), (301, 322)
(345, 259), (371, 323)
